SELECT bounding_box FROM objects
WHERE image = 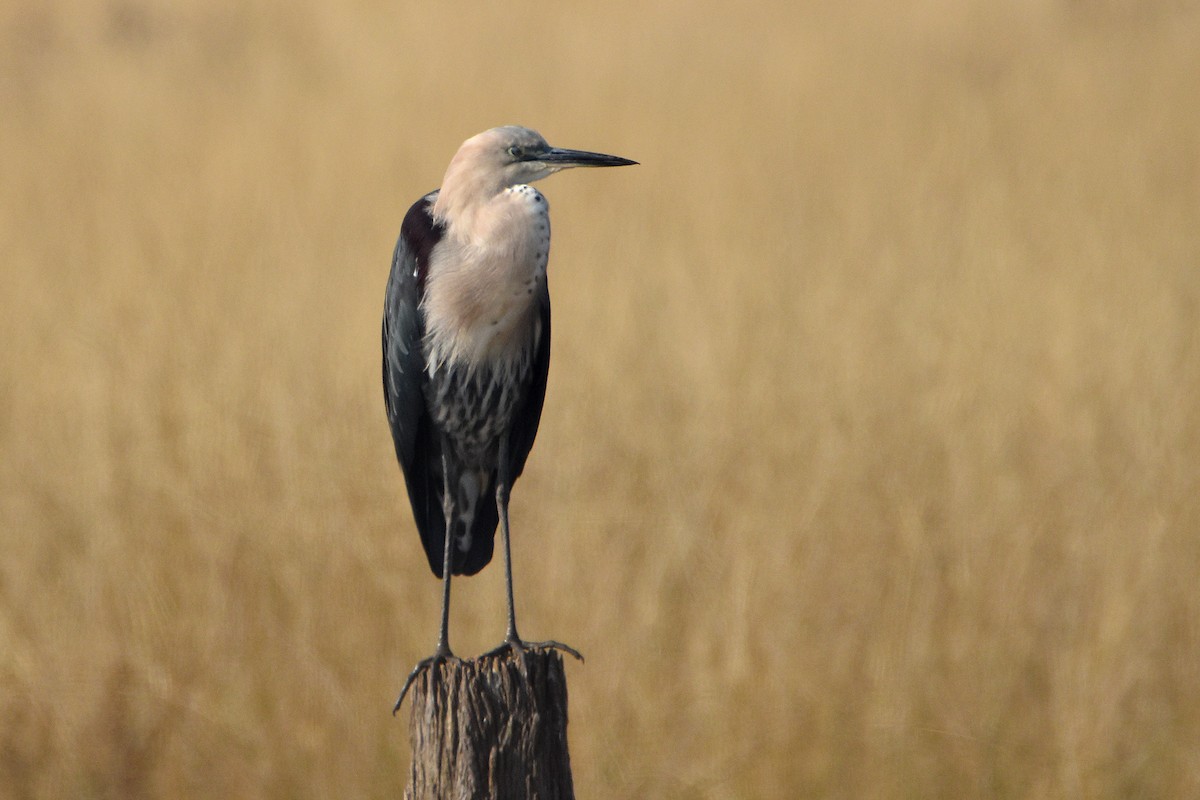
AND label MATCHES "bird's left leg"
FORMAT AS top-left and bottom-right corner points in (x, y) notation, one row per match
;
(393, 448), (461, 713)
(482, 435), (582, 667)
